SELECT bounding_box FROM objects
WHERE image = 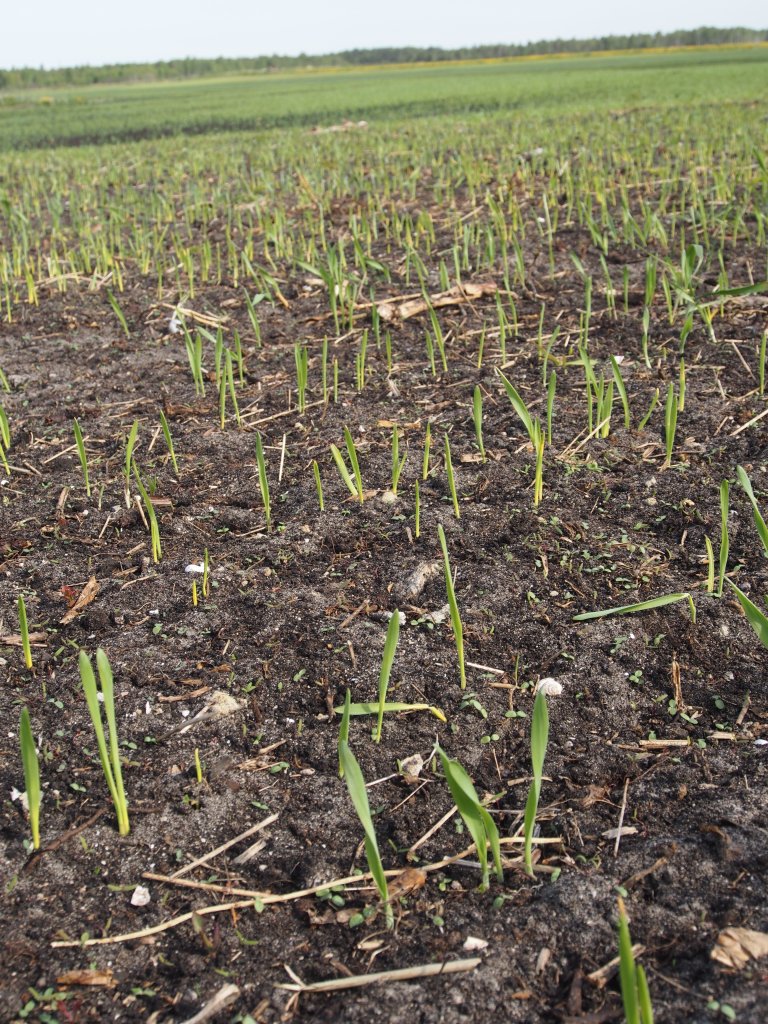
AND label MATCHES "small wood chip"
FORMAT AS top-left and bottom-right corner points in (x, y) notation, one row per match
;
(711, 928), (768, 969)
